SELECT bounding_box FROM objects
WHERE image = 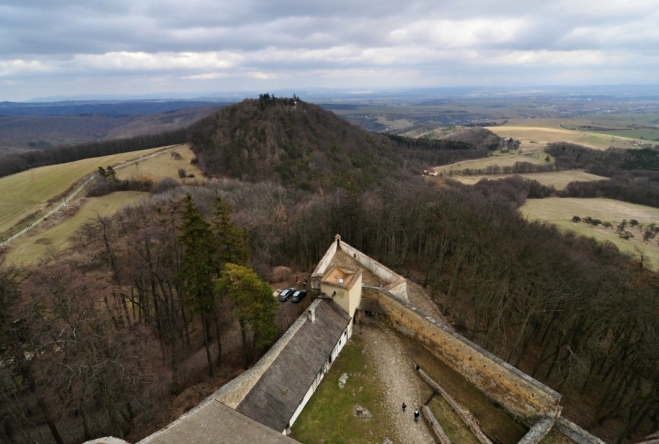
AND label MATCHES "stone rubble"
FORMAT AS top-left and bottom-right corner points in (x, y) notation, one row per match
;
(339, 372), (349, 389)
